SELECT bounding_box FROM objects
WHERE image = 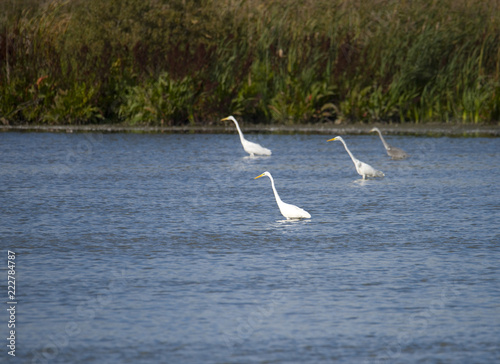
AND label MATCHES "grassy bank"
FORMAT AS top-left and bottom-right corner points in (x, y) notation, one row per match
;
(1, 0), (499, 125)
